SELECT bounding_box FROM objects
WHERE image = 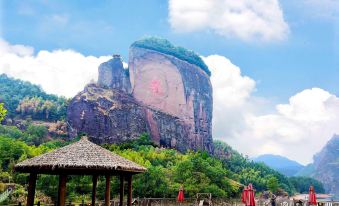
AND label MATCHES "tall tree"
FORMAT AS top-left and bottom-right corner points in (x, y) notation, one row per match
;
(267, 176), (279, 193)
(0, 103), (7, 122)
